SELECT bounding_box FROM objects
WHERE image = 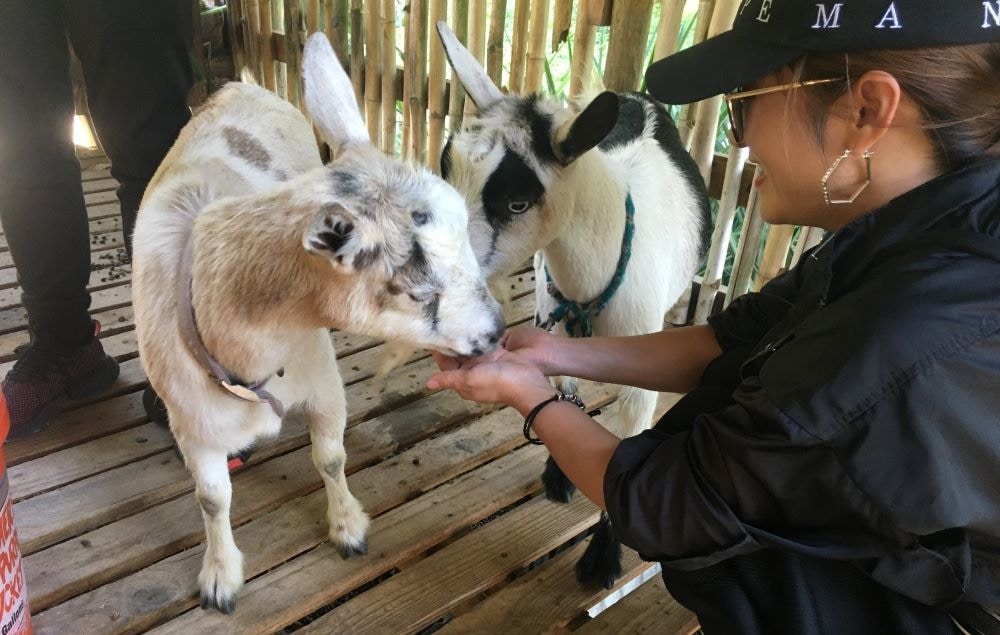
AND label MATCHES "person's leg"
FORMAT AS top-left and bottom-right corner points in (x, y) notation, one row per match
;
(661, 549), (957, 635)
(0, 4), (93, 350)
(66, 0), (194, 257)
(0, 3), (119, 437)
